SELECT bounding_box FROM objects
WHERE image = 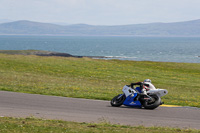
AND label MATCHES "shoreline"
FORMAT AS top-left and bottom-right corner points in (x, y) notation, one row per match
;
(0, 50), (199, 63)
(0, 50), (108, 59)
